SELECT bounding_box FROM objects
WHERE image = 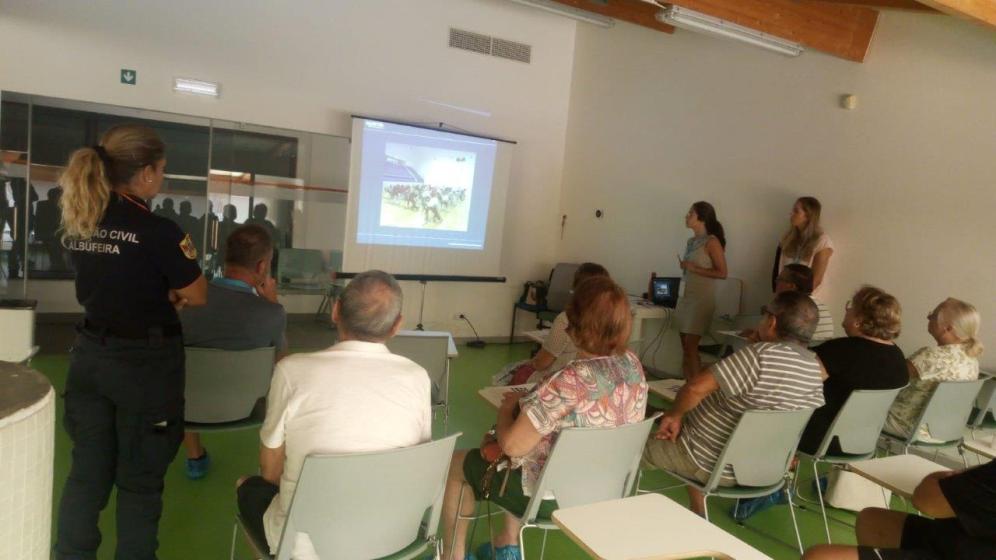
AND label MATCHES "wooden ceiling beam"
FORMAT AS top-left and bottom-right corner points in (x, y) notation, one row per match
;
(666, 0), (879, 62)
(913, 0), (996, 27)
(545, 0), (676, 33)
(811, 0), (940, 11)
